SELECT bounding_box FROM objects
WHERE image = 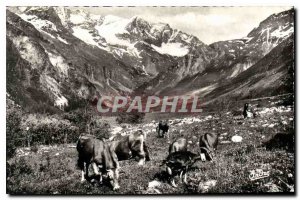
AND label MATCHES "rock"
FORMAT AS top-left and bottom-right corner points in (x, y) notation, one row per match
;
(231, 135), (243, 143)
(268, 124), (275, 128)
(188, 140), (193, 144)
(148, 180), (161, 188)
(198, 180), (217, 193)
(192, 136), (197, 140)
(220, 141), (231, 144)
(111, 126), (123, 135)
(264, 182), (281, 192)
